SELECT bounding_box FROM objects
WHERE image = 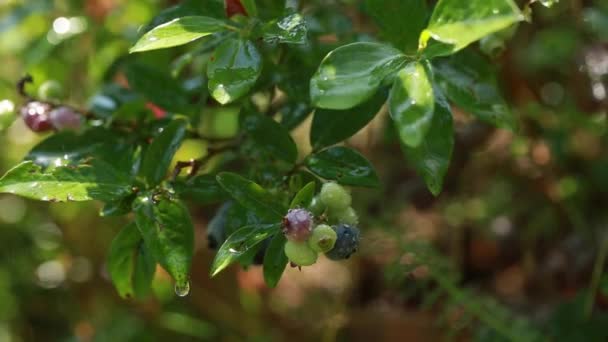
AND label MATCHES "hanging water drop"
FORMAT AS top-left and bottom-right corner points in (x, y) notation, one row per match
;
(174, 281), (190, 297)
